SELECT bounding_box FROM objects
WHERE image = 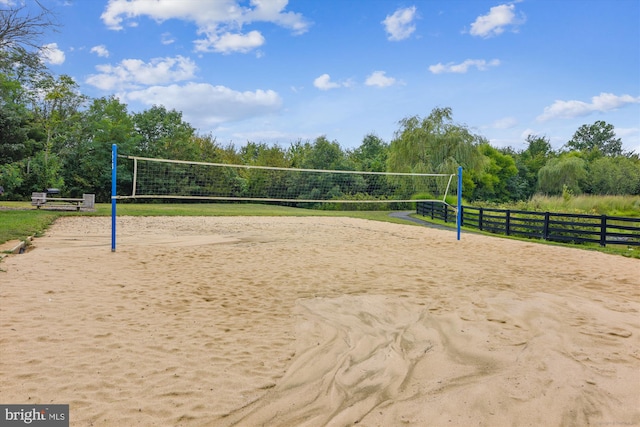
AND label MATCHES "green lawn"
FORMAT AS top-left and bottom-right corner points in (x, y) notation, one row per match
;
(0, 208), (61, 243)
